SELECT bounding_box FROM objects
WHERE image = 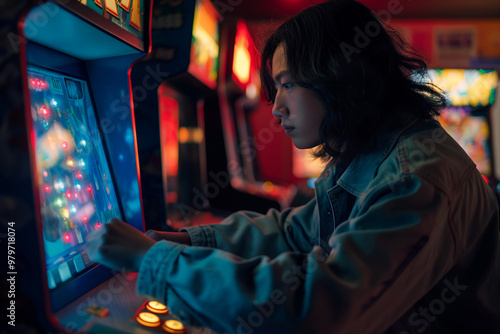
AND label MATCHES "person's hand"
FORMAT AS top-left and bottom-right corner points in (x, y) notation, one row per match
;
(86, 218), (156, 272)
